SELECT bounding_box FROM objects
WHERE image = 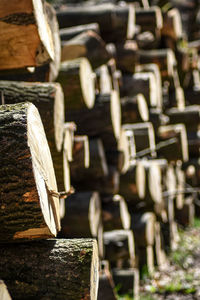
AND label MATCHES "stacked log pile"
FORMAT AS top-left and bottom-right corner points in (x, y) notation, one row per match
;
(1, 0), (200, 299)
(0, 1), (99, 300)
